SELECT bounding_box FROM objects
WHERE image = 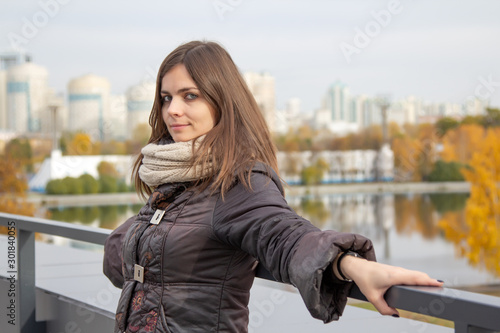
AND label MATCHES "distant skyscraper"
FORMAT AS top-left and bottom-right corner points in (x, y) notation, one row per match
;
(126, 81), (155, 138)
(0, 50), (32, 130)
(6, 62), (48, 133)
(243, 71), (276, 132)
(324, 81), (350, 122)
(68, 74), (110, 141)
(0, 50), (31, 70)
